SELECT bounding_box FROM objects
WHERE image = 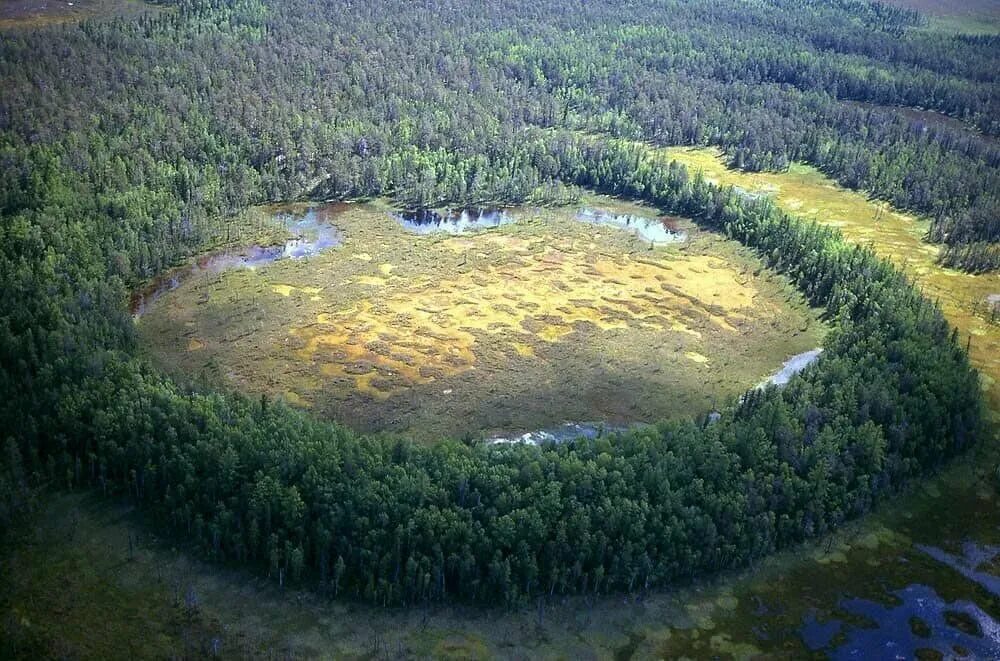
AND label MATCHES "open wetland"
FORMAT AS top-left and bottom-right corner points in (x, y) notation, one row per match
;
(136, 198), (825, 442)
(4, 0), (1000, 656)
(663, 145), (1000, 414)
